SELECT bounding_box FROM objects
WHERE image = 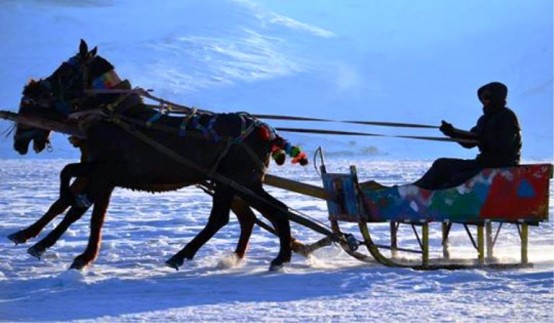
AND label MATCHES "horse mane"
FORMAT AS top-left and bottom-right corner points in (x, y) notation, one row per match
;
(22, 80), (43, 97)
